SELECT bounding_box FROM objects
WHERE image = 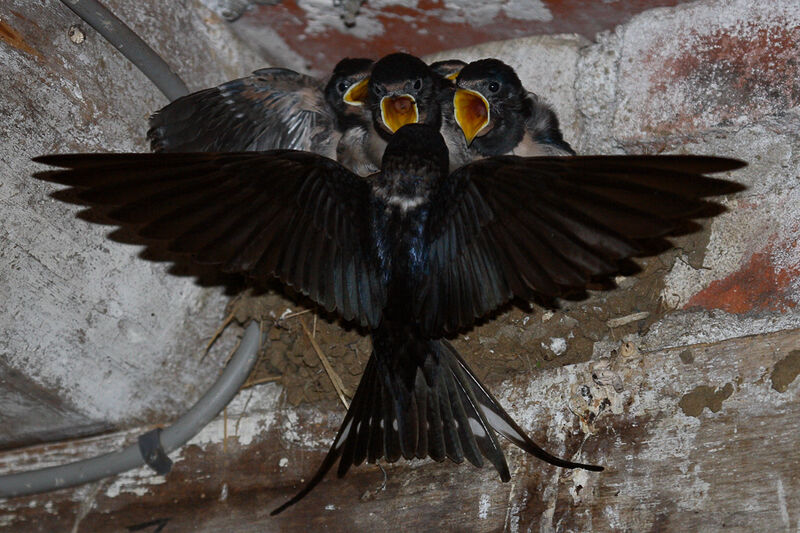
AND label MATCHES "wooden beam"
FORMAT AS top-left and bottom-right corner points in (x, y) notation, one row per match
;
(1, 328), (798, 531)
